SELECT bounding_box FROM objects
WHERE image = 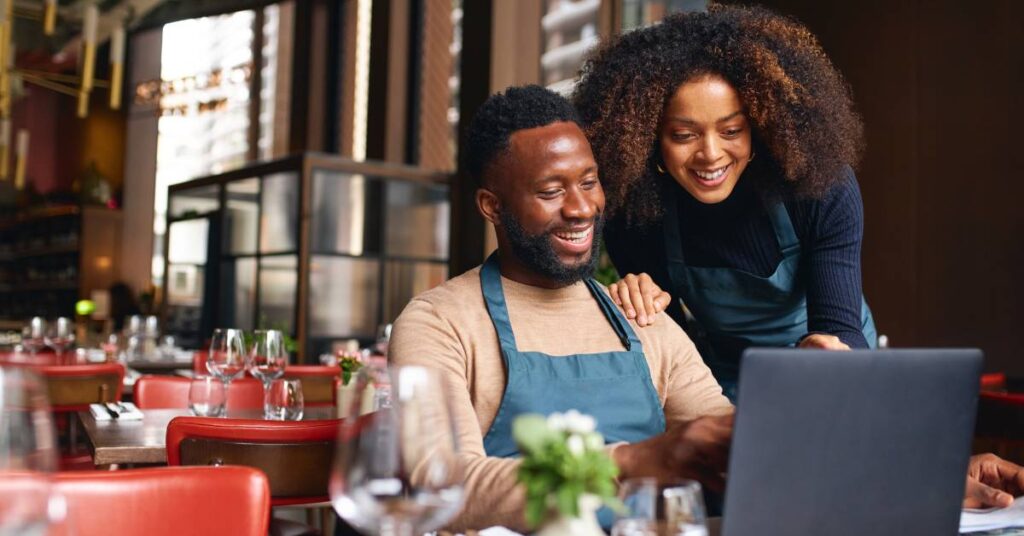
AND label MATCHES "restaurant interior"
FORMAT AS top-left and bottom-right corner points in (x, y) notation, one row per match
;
(0, 0), (1022, 535)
